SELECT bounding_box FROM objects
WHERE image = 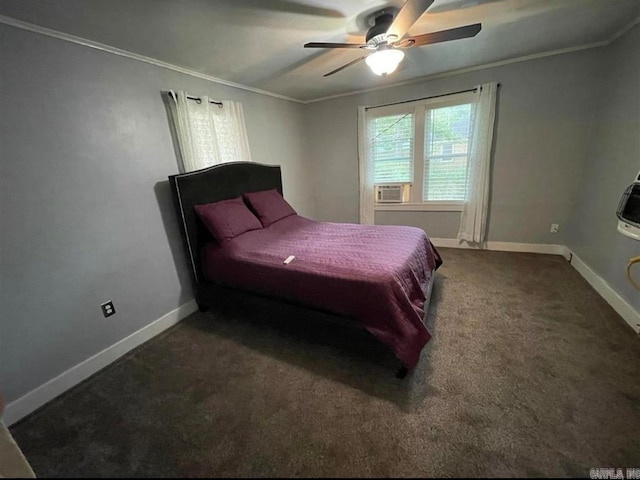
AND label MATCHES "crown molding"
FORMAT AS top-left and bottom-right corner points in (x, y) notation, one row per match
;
(300, 16), (639, 104)
(606, 15), (640, 44)
(1, 12), (637, 106)
(300, 40), (607, 104)
(0, 14), (303, 104)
